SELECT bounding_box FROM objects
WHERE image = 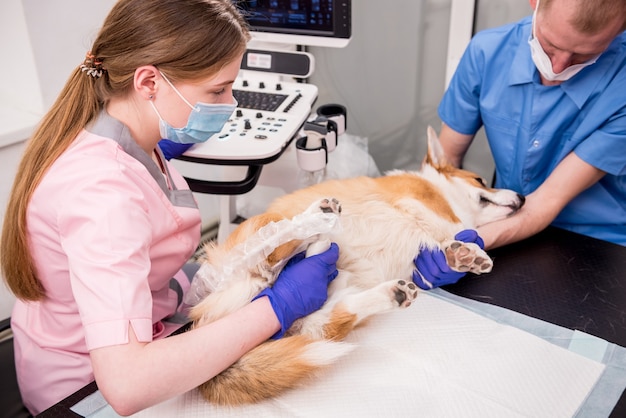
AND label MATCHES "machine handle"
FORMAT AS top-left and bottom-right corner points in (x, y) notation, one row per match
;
(184, 164), (263, 195)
